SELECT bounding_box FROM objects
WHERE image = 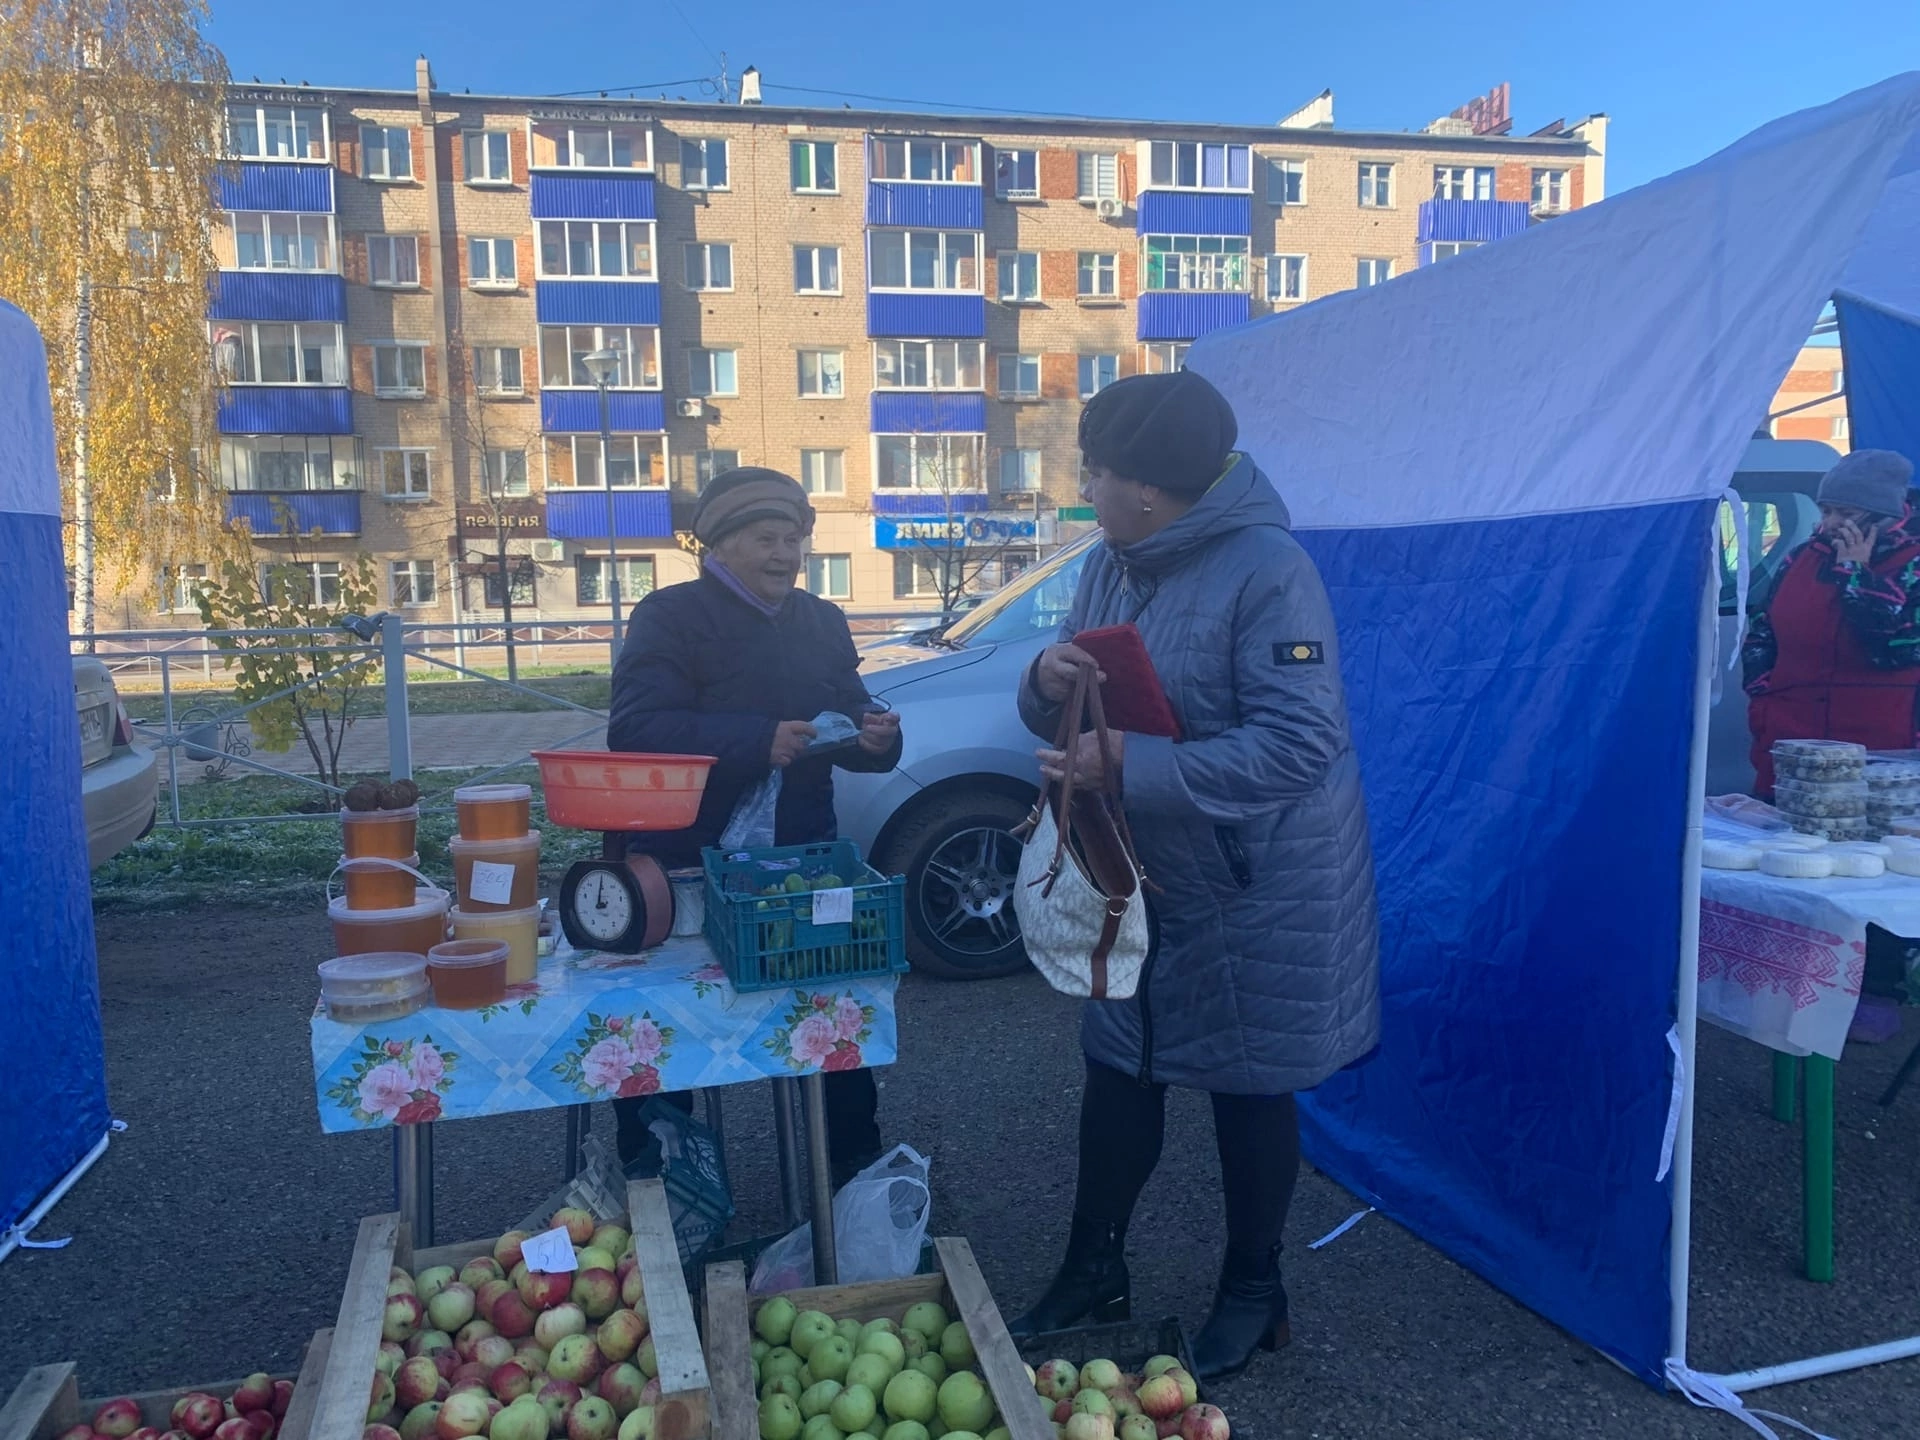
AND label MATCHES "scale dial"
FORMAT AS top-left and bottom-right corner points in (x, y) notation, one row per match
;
(558, 855), (675, 954)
